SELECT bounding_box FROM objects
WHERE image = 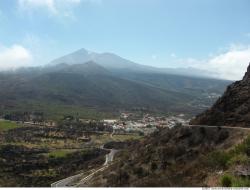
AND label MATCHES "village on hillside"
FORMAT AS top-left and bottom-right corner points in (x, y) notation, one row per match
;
(0, 111), (189, 136)
(95, 112), (188, 135)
